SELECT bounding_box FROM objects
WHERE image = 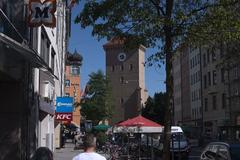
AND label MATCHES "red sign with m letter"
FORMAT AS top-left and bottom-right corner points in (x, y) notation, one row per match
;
(28, 0), (56, 27)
